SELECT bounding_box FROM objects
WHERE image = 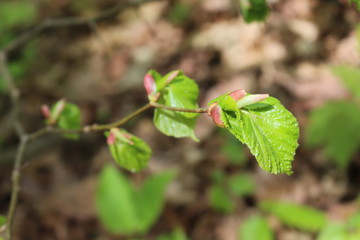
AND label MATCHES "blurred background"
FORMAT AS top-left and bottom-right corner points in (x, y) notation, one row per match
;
(1, 0), (360, 239)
